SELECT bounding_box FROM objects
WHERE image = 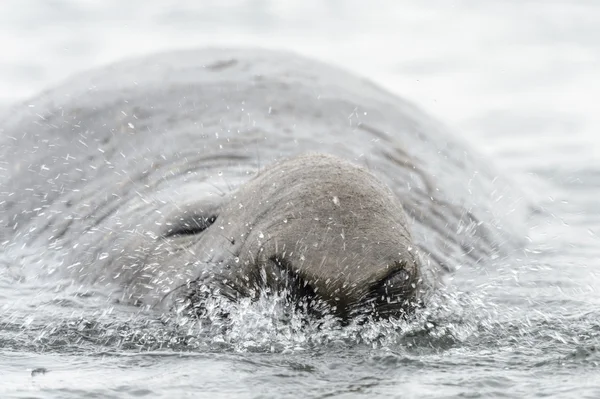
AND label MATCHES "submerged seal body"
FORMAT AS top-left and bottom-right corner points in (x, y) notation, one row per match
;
(0, 49), (525, 319)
